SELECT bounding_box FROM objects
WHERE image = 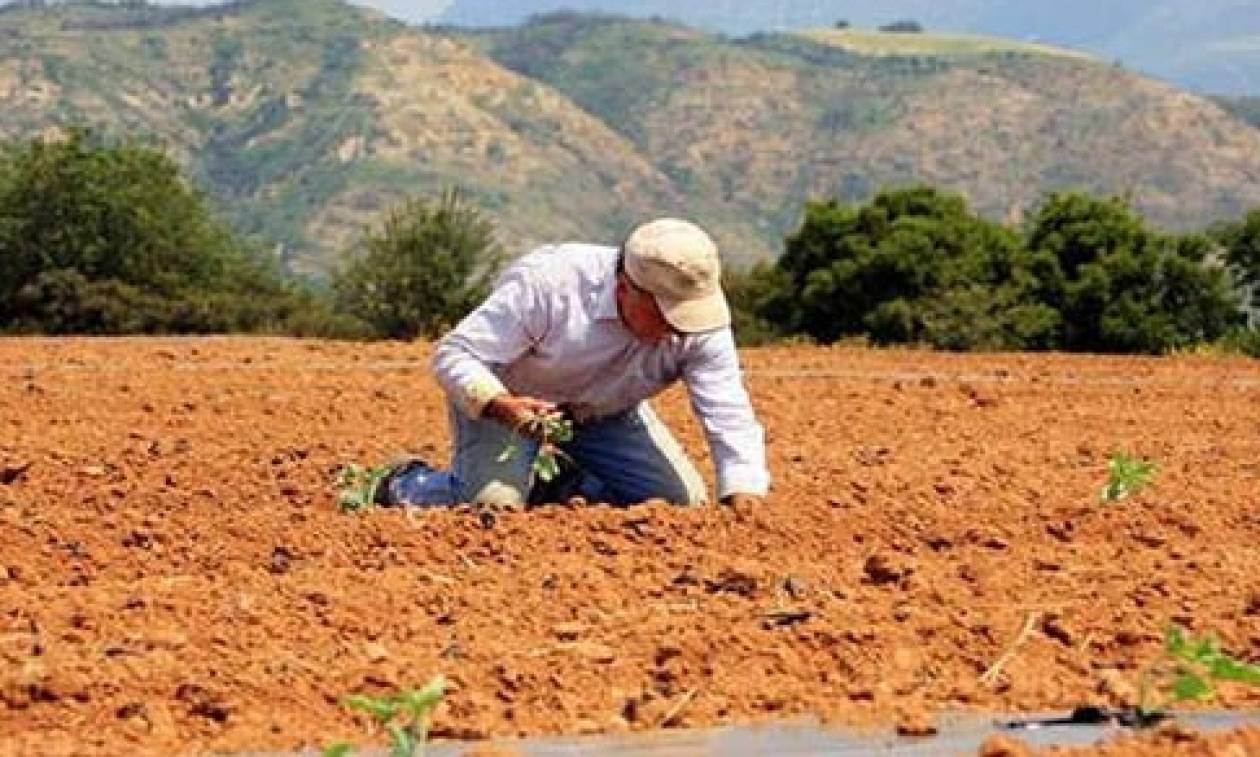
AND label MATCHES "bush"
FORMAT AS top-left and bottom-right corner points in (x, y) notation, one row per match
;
(333, 188), (506, 339)
(0, 129), (243, 318)
(1216, 327), (1260, 357)
(1026, 193), (1242, 353)
(1213, 207), (1260, 319)
(776, 186), (1055, 349)
(724, 263), (794, 346)
(879, 20), (923, 33)
(0, 128), (348, 336)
